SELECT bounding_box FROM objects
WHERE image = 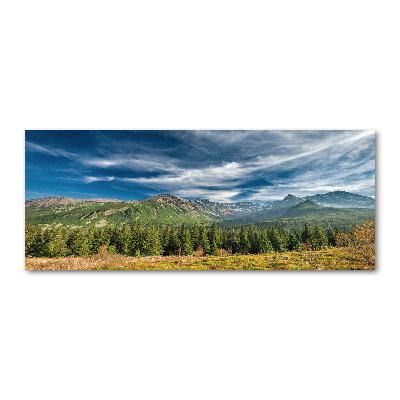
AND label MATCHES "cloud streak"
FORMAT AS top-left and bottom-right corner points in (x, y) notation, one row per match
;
(111, 131), (374, 201)
(25, 130), (375, 202)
